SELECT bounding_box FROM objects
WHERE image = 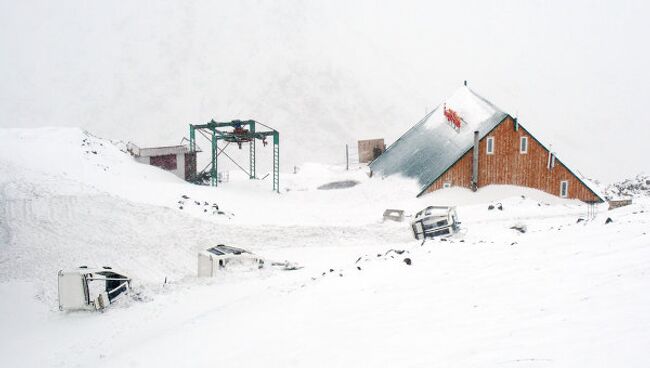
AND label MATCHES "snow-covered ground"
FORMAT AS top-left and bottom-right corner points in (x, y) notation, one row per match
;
(1, 128), (649, 367)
